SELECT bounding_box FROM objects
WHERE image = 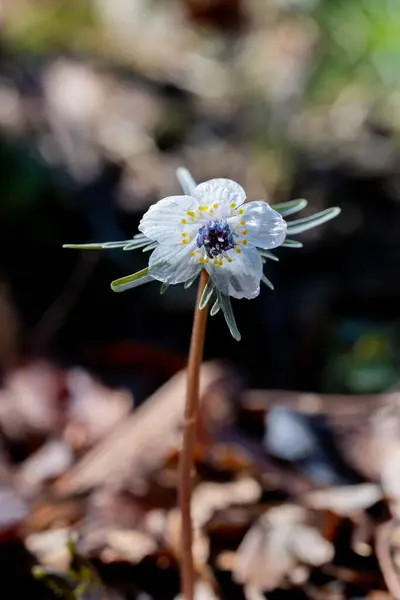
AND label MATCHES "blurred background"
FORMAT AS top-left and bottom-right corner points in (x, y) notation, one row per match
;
(2, 2), (400, 600)
(1, 0), (400, 396)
